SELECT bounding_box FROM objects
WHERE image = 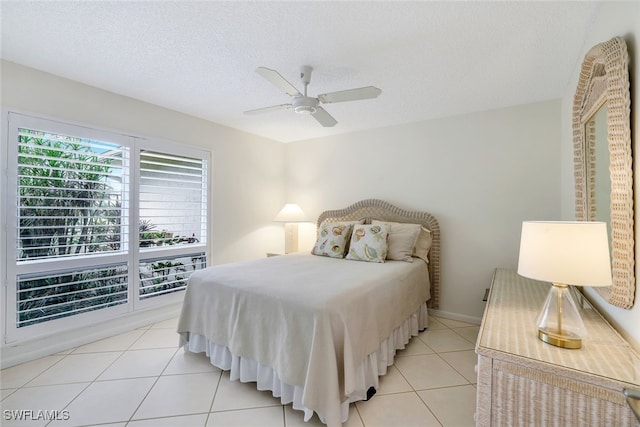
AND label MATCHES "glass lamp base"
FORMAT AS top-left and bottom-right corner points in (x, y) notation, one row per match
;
(536, 283), (586, 350)
(538, 327), (582, 349)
